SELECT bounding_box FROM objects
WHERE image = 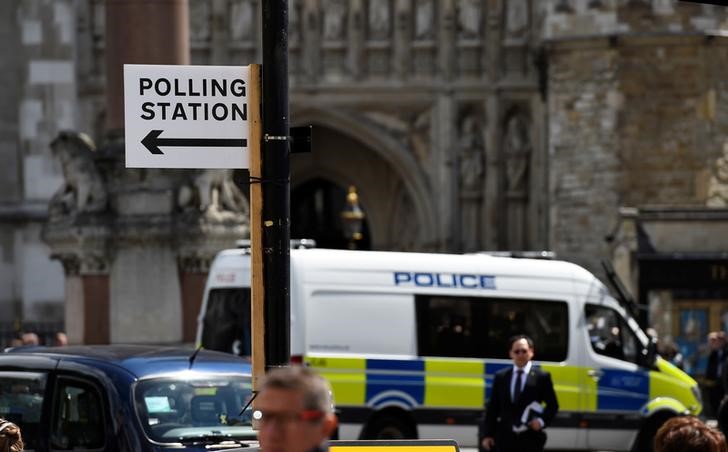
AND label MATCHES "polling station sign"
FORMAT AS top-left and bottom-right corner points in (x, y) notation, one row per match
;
(124, 64), (253, 169)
